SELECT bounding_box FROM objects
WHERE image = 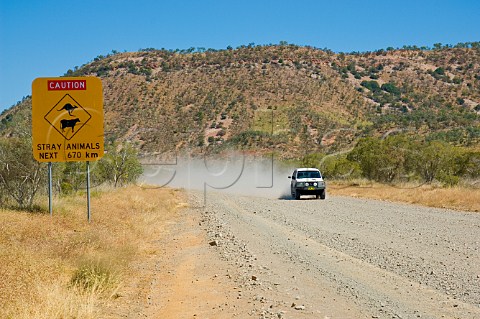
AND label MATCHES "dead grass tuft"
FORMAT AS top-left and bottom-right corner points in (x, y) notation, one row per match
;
(0, 185), (183, 318)
(70, 257), (120, 295)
